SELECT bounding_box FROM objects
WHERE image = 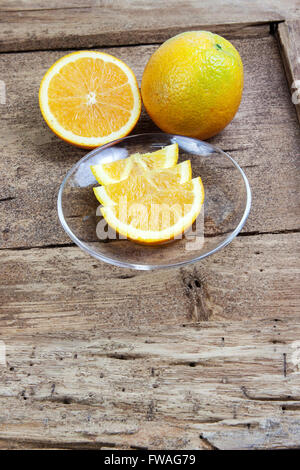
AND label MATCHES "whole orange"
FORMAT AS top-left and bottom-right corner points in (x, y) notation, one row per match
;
(141, 31), (243, 140)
